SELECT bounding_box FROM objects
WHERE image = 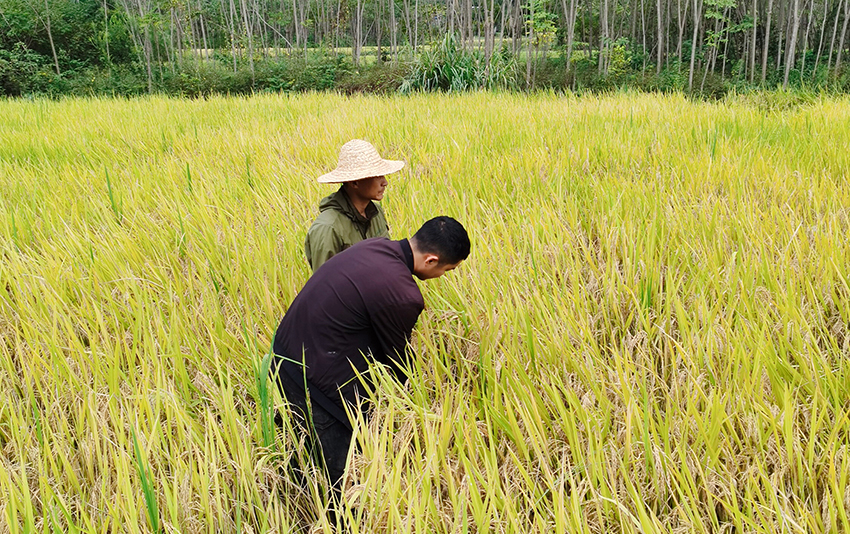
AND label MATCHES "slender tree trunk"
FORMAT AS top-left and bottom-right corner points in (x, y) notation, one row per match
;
(466, 0), (472, 49)
(35, 0), (62, 75)
(561, 0), (578, 70)
(676, 0), (688, 64)
(657, 0), (665, 72)
(600, 0), (609, 73)
(354, 0), (363, 66)
(377, 0), (383, 63)
(390, 0), (398, 62)
(501, 0), (510, 48)
(688, 0), (701, 90)
(512, 0), (522, 54)
(402, 0), (411, 48)
(199, 1), (209, 60)
(828, 0), (844, 72)
(799, 0), (814, 74)
(227, 0), (239, 68)
(241, 0), (255, 79)
(837, 0), (850, 70)
(483, 0), (493, 71)
(640, 0), (647, 70)
(144, 28), (154, 92)
(813, 0), (829, 74)
(291, 0), (299, 49)
(776, 1), (786, 70)
(335, 0), (343, 54)
(721, 10), (731, 76)
(762, 0), (774, 81)
(748, 0), (757, 81)
(102, 0), (111, 65)
(525, 2), (534, 85)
